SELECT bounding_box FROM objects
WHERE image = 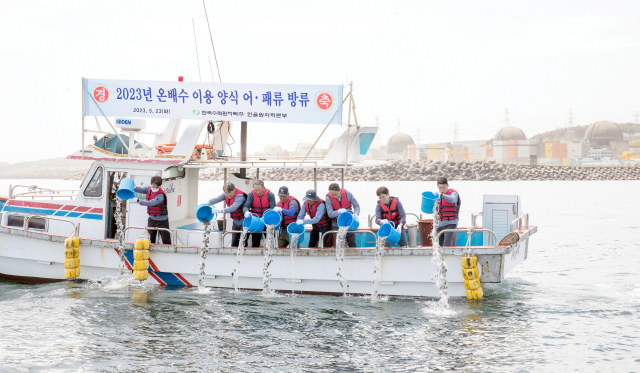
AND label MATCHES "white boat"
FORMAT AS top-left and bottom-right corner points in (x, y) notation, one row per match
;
(0, 78), (536, 297)
(0, 119), (536, 298)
